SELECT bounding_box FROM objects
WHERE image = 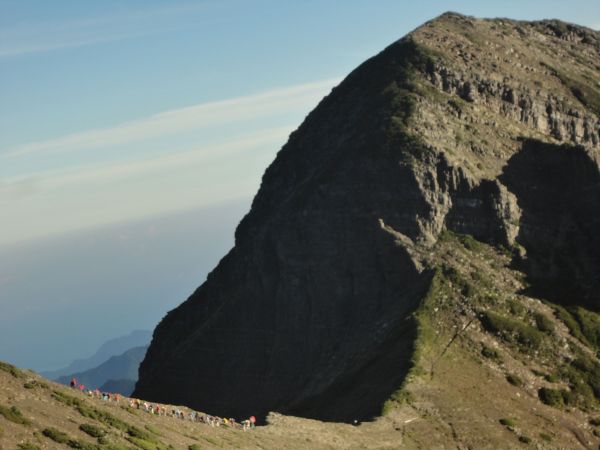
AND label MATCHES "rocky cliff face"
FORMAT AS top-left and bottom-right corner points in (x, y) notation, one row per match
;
(135, 12), (600, 430)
